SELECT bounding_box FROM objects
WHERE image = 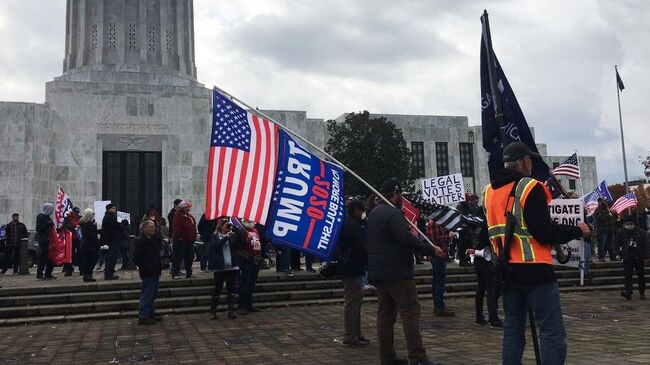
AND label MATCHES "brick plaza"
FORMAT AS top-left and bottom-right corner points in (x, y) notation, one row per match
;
(0, 290), (647, 364)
